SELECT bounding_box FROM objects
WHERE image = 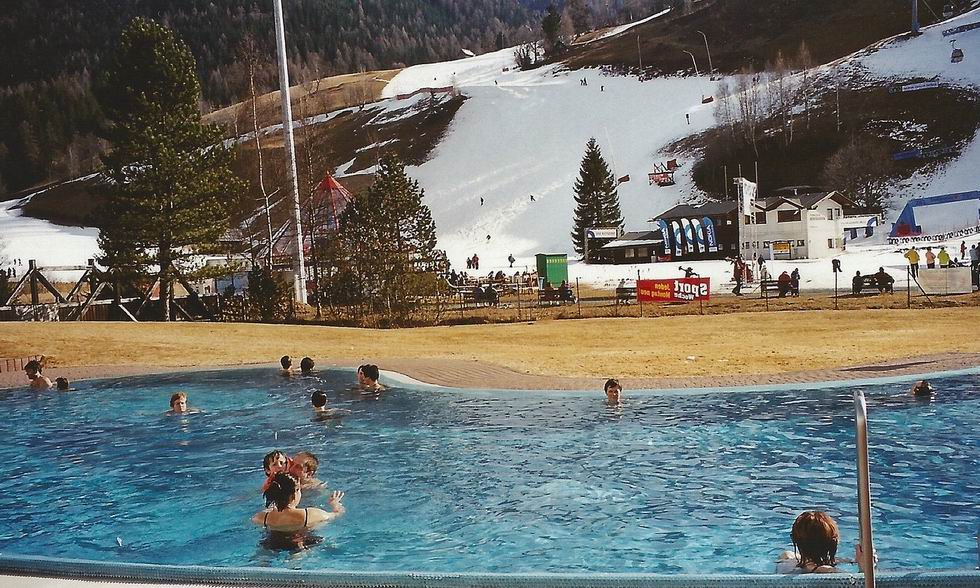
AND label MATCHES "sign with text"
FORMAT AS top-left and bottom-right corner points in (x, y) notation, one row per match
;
(637, 278), (711, 303)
